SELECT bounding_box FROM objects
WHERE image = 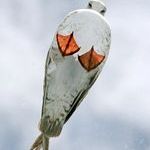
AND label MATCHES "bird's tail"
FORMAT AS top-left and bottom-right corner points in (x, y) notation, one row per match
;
(30, 134), (49, 150)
